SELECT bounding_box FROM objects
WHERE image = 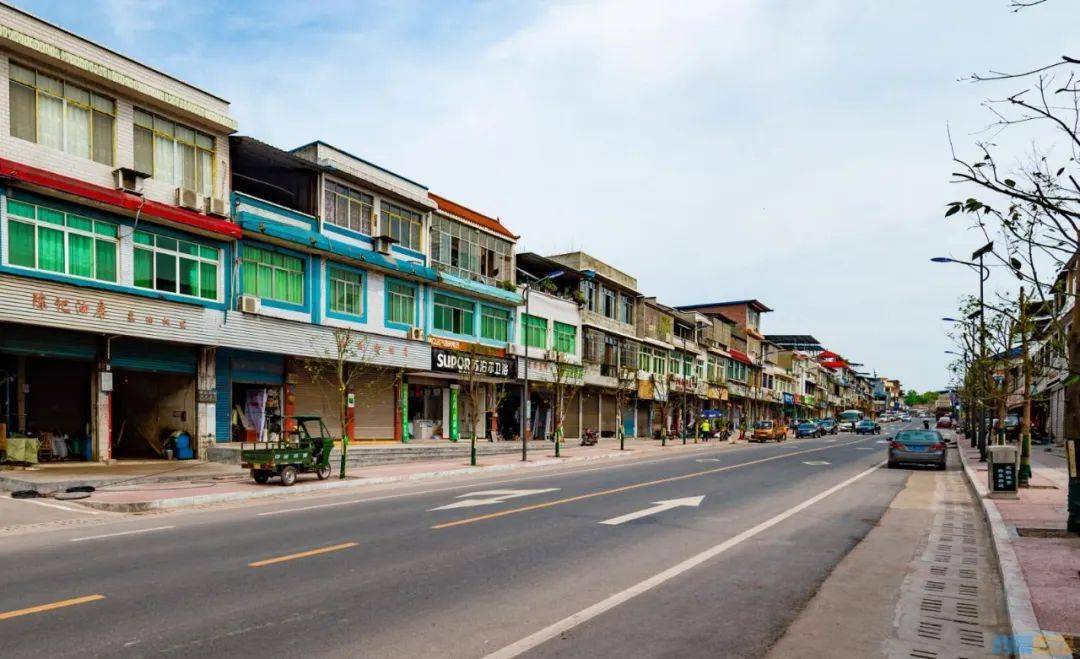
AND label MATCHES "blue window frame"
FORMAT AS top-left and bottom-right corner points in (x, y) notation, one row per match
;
(325, 262), (367, 322)
(384, 277), (419, 330)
